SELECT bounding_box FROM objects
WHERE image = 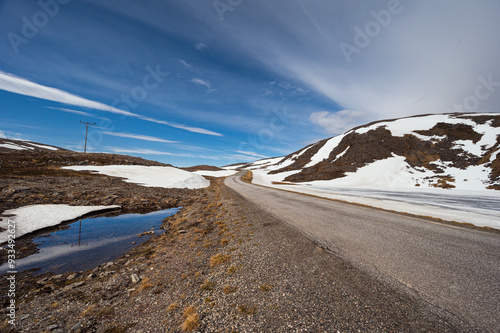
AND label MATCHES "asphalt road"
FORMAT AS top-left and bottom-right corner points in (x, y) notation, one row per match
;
(225, 174), (500, 332)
